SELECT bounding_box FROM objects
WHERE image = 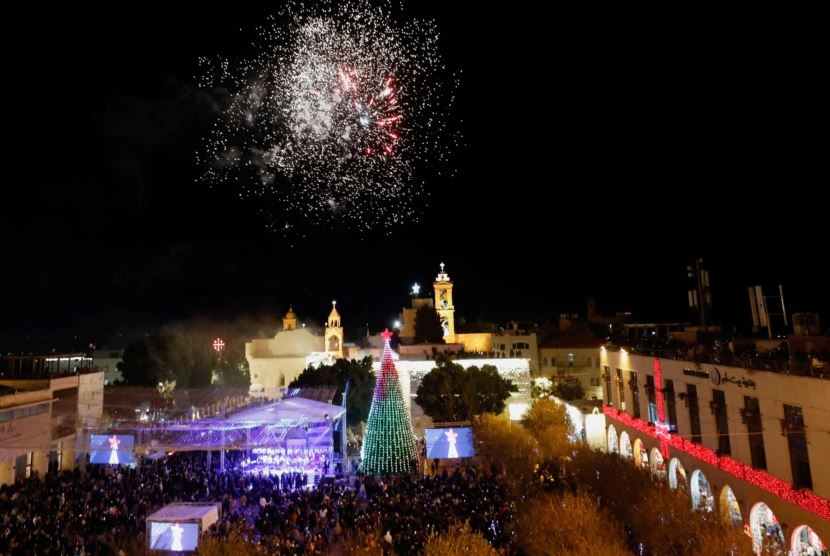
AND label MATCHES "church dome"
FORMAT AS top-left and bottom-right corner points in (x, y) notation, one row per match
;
(284, 306), (298, 319)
